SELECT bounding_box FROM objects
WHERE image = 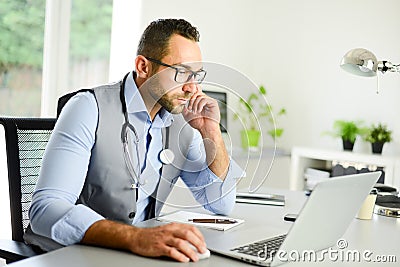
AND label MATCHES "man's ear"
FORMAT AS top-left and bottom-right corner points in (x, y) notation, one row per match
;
(135, 55), (151, 78)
